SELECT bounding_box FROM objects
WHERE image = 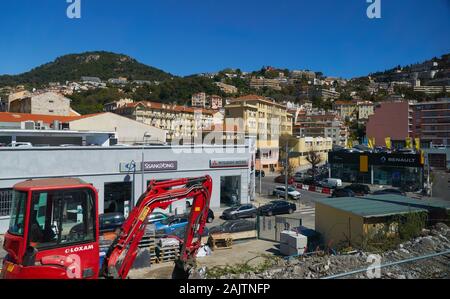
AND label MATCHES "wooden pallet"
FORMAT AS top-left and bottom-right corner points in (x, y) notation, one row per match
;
(208, 233), (233, 250)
